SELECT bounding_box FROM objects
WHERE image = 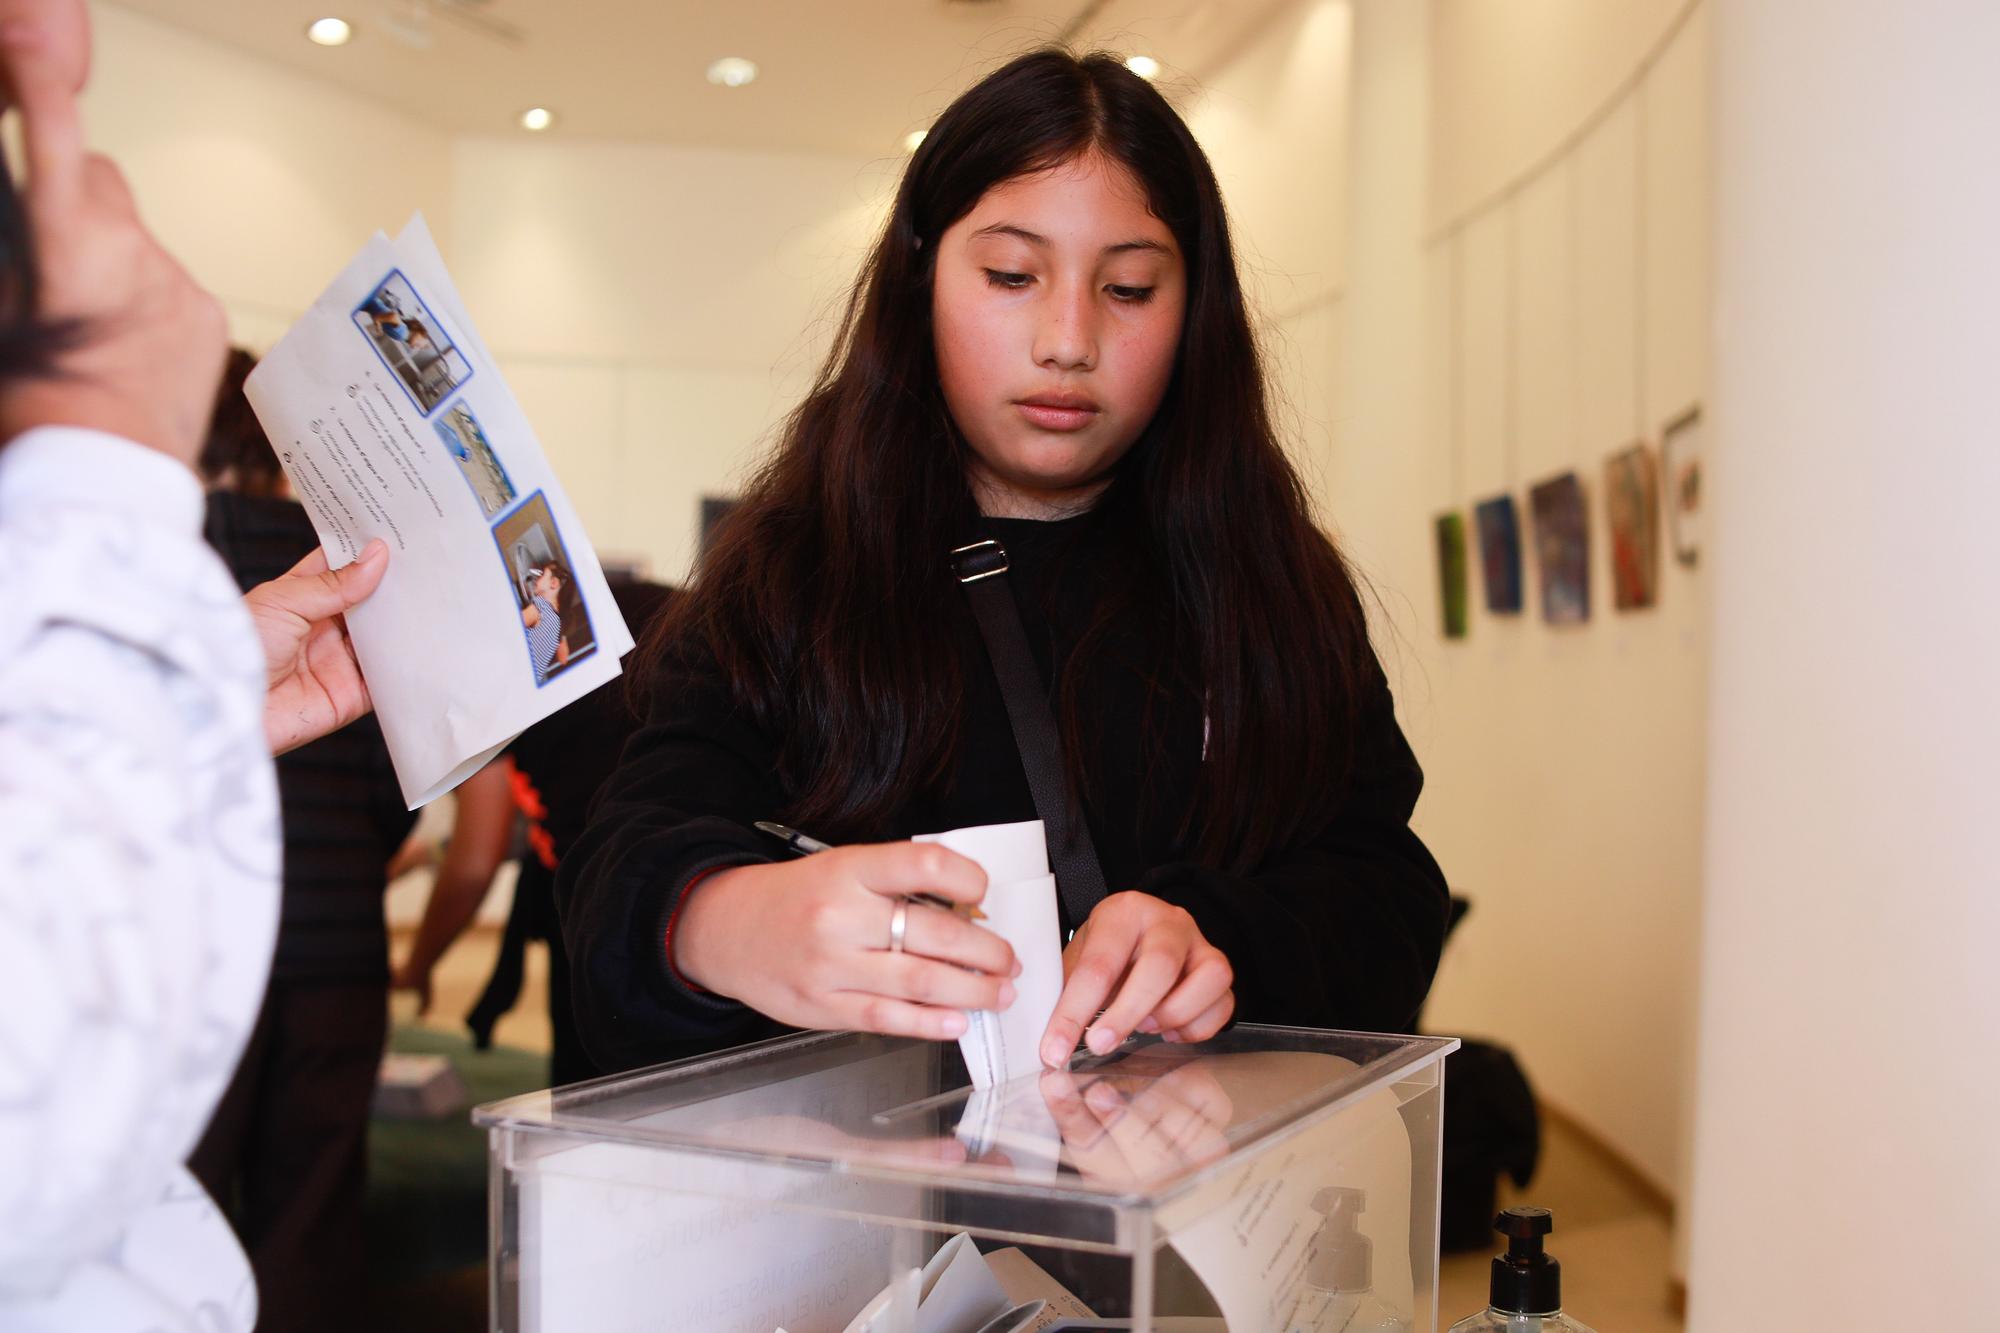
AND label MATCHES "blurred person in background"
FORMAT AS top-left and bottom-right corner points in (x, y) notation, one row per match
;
(389, 756), (516, 1029)
(187, 349), (416, 1333)
(398, 578), (673, 1087)
(0, 2), (387, 1328)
